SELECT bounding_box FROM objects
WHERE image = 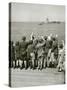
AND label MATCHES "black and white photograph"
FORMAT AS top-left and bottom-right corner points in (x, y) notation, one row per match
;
(9, 2), (65, 87)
